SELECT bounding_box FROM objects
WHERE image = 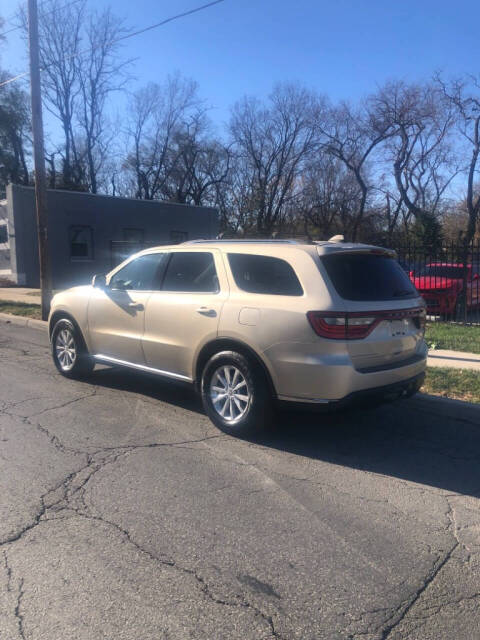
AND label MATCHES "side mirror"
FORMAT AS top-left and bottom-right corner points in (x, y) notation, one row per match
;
(92, 274), (107, 289)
